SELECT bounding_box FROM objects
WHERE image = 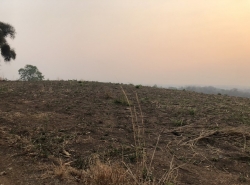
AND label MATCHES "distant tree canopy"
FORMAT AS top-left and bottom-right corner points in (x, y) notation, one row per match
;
(0, 22), (16, 61)
(179, 86), (250, 98)
(18, 65), (44, 81)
